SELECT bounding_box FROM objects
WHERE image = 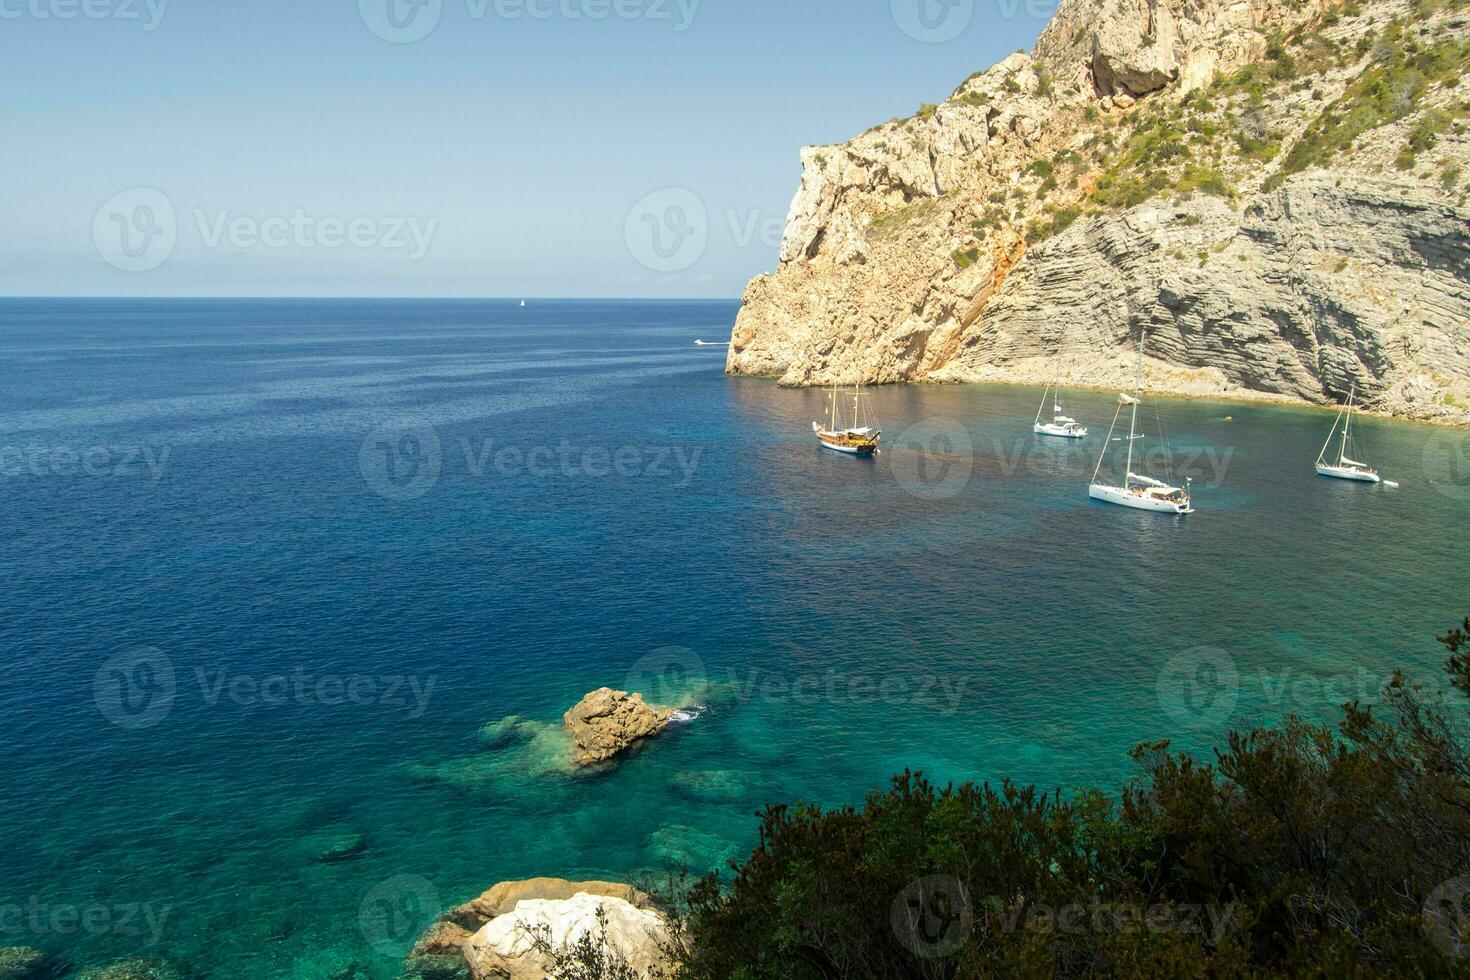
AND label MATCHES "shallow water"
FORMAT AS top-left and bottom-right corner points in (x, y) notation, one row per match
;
(2, 299), (1466, 977)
